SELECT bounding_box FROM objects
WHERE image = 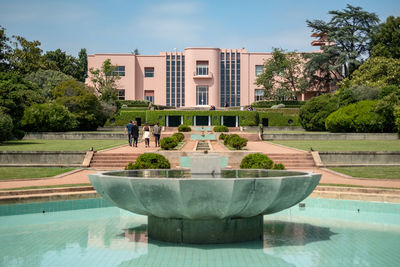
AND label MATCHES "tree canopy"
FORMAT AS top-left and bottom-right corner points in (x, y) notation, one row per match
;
(370, 16), (400, 59)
